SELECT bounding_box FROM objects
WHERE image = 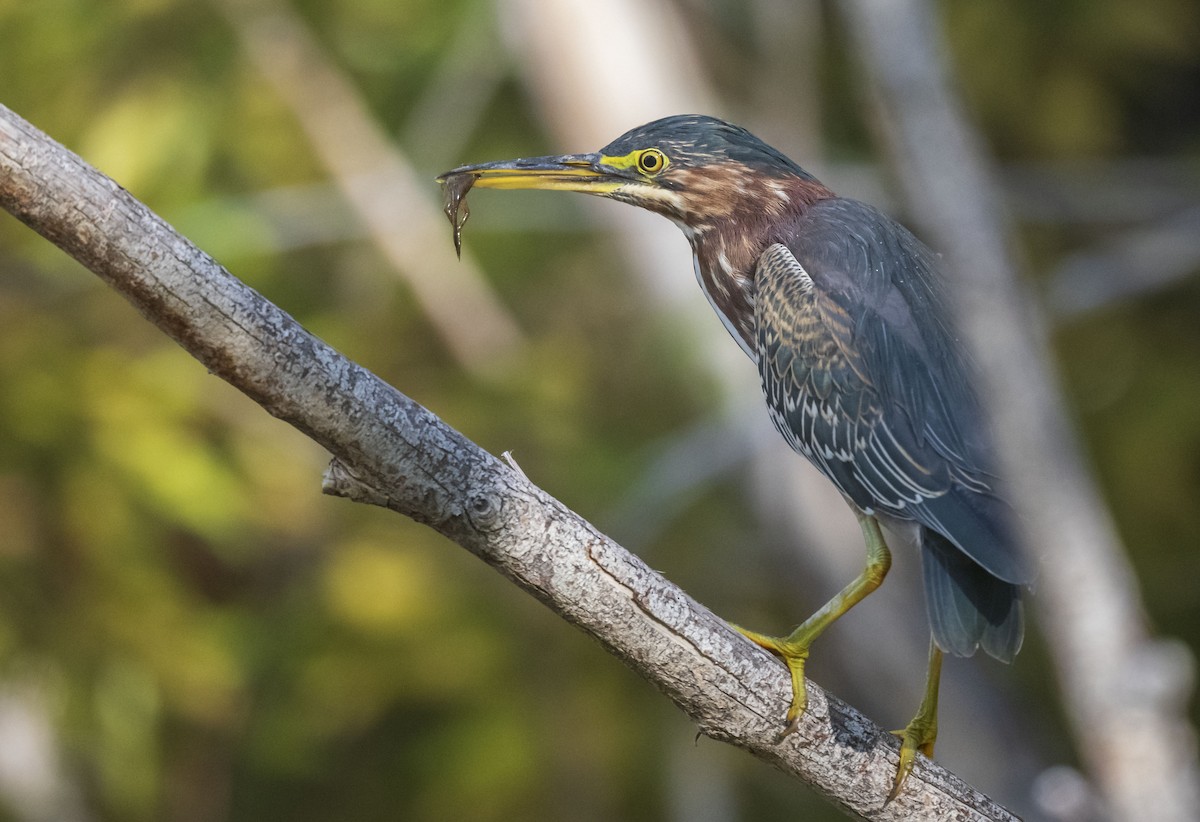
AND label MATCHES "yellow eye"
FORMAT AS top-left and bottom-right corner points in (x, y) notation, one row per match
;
(637, 148), (667, 175)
